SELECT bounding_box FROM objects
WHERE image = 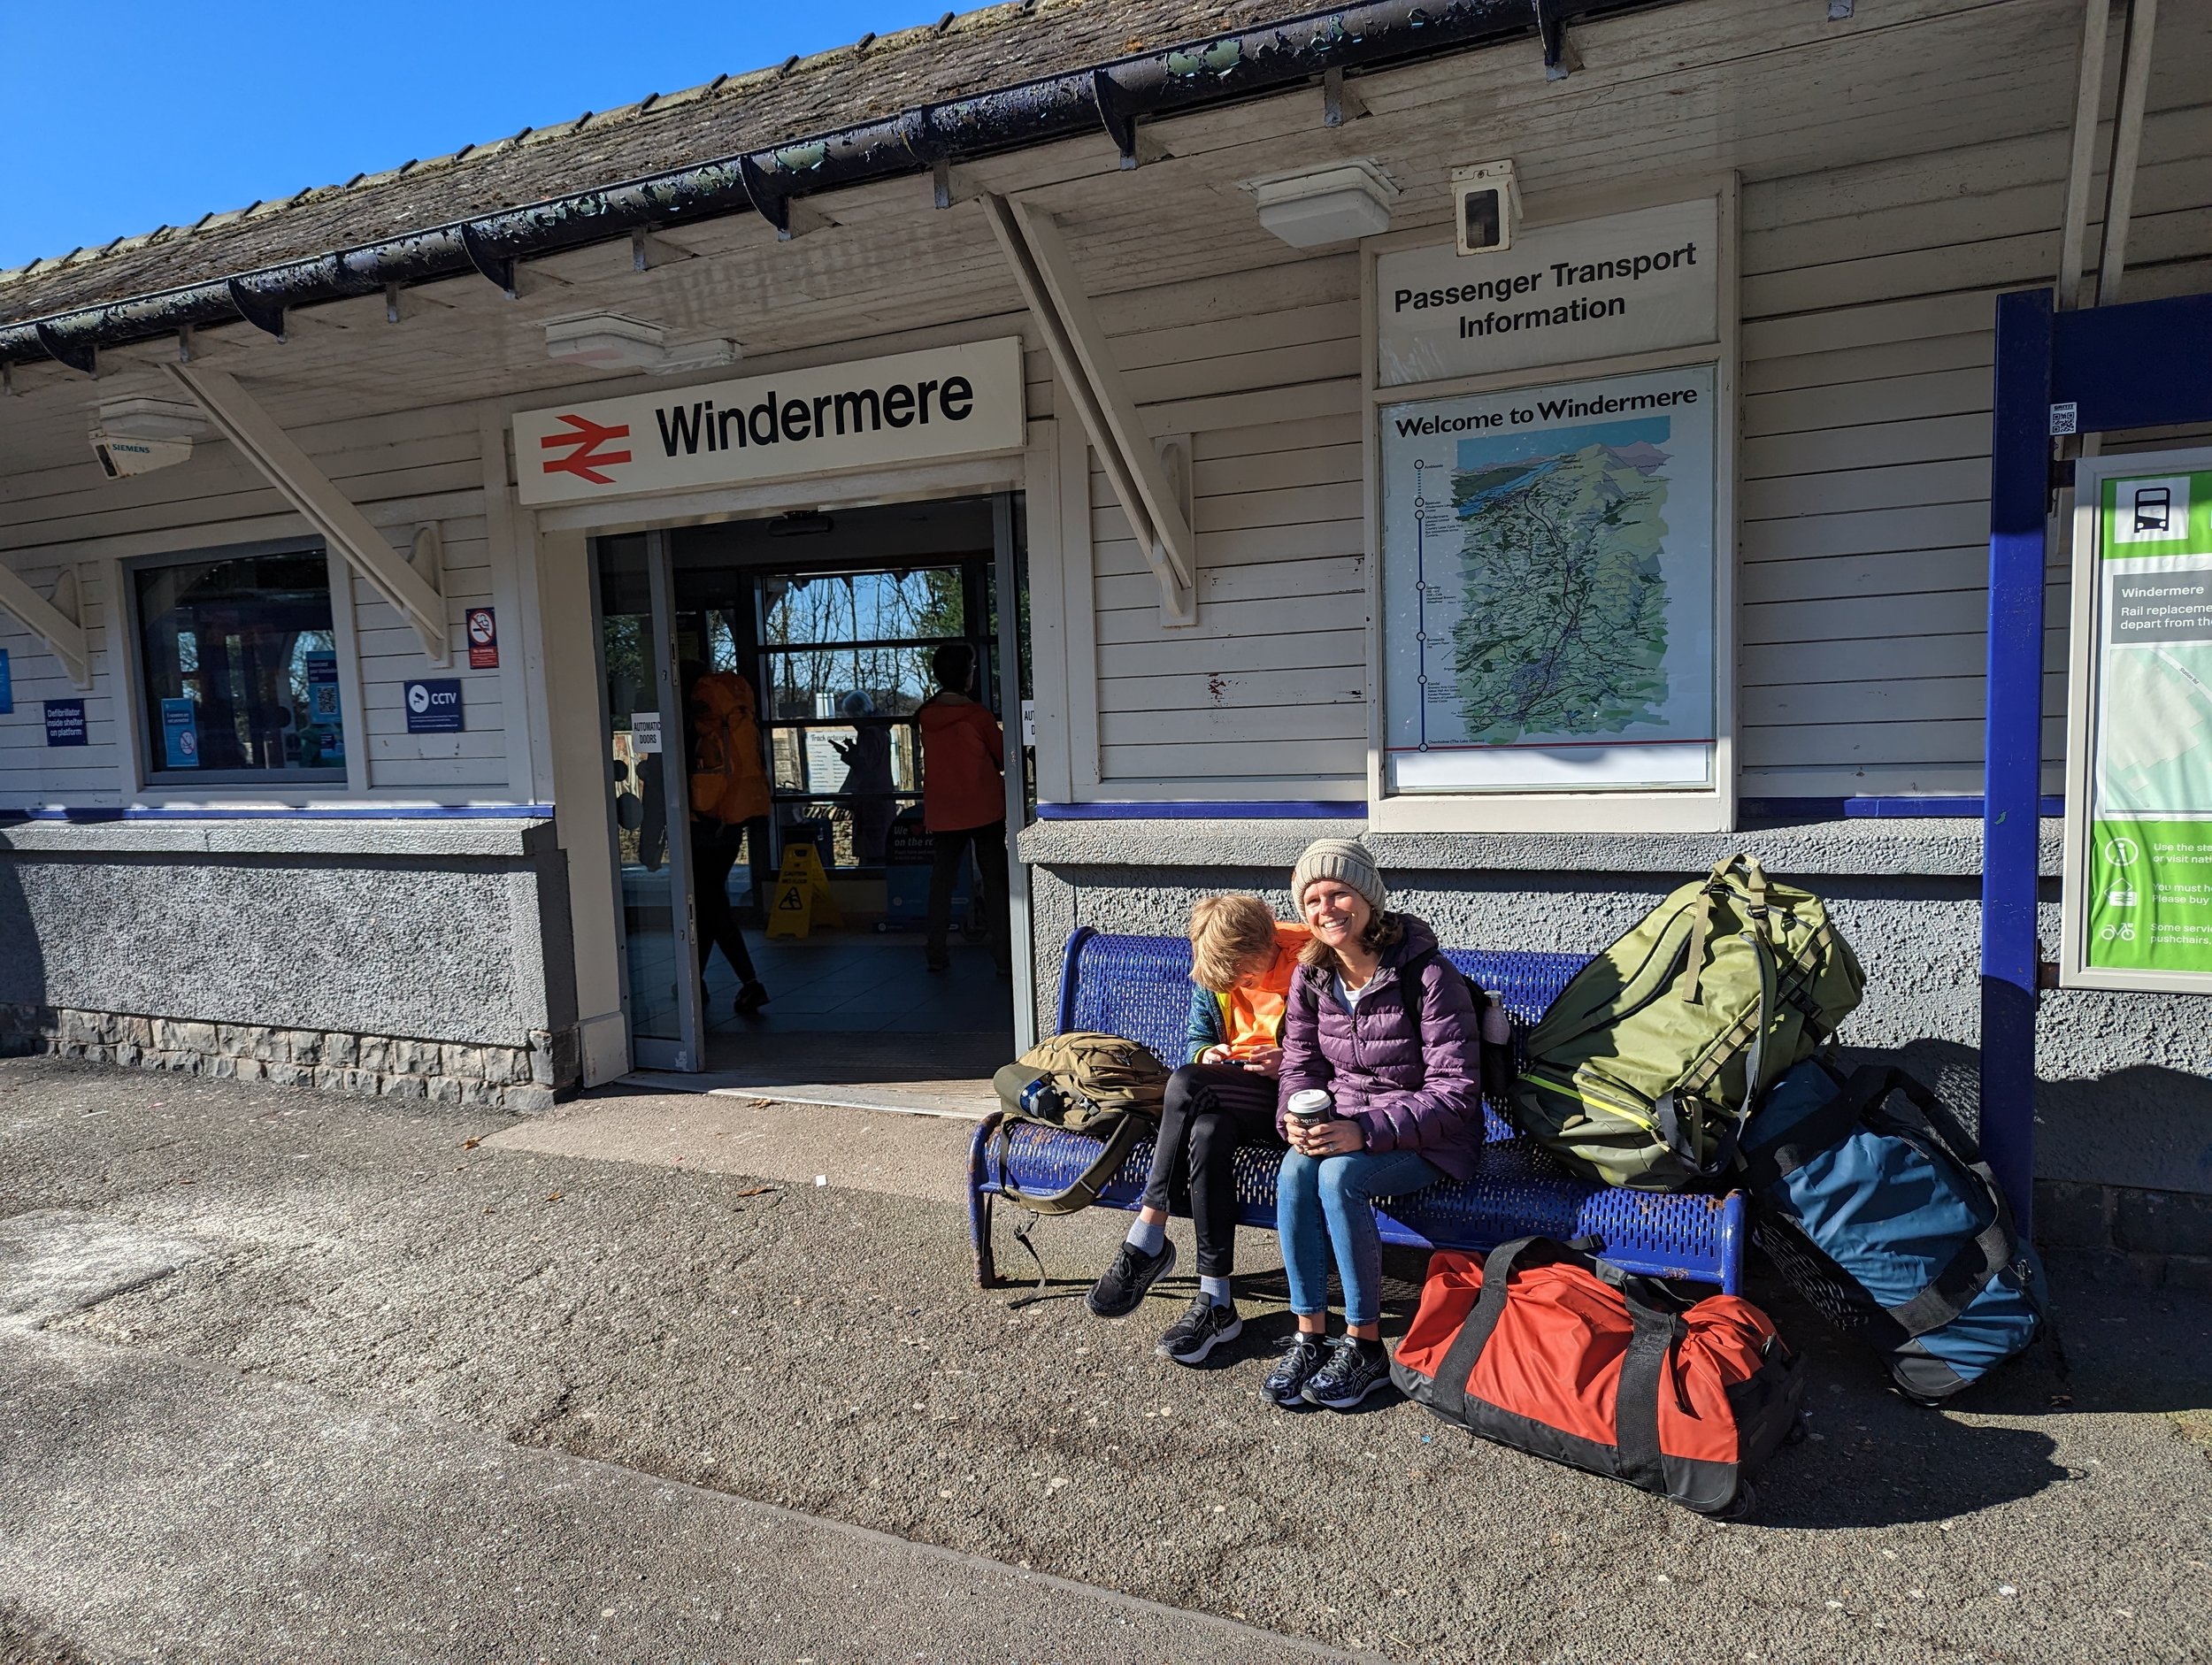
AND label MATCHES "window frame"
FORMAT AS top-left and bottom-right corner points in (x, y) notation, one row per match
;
(121, 536), (361, 793)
